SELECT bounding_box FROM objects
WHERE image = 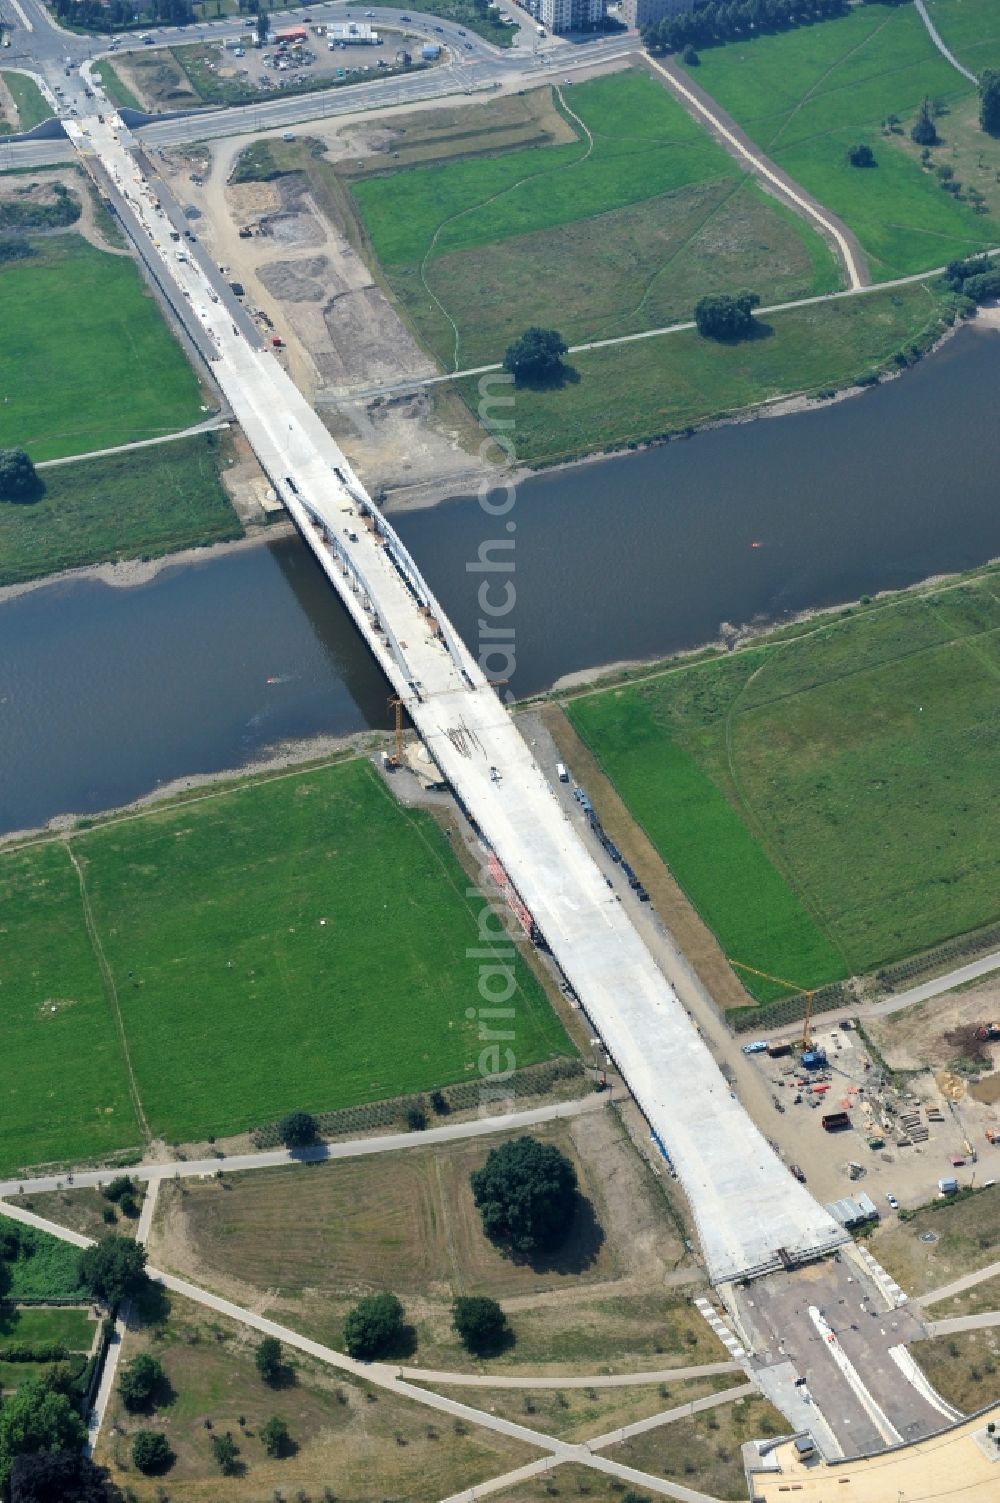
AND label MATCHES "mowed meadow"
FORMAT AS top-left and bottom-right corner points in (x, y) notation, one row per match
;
(568, 571), (1000, 1004)
(683, 0), (1000, 277)
(350, 69), (841, 369)
(0, 761), (570, 1174)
